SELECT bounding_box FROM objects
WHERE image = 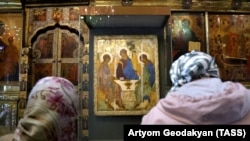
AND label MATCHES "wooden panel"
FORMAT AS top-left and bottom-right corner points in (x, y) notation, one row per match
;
(93, 0), (250, 11)
(79, 6), (170, 15)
